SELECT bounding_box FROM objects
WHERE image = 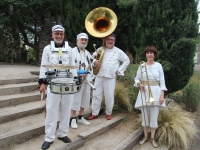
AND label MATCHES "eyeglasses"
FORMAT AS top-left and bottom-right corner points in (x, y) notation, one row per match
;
(54, 32), (64, 36)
